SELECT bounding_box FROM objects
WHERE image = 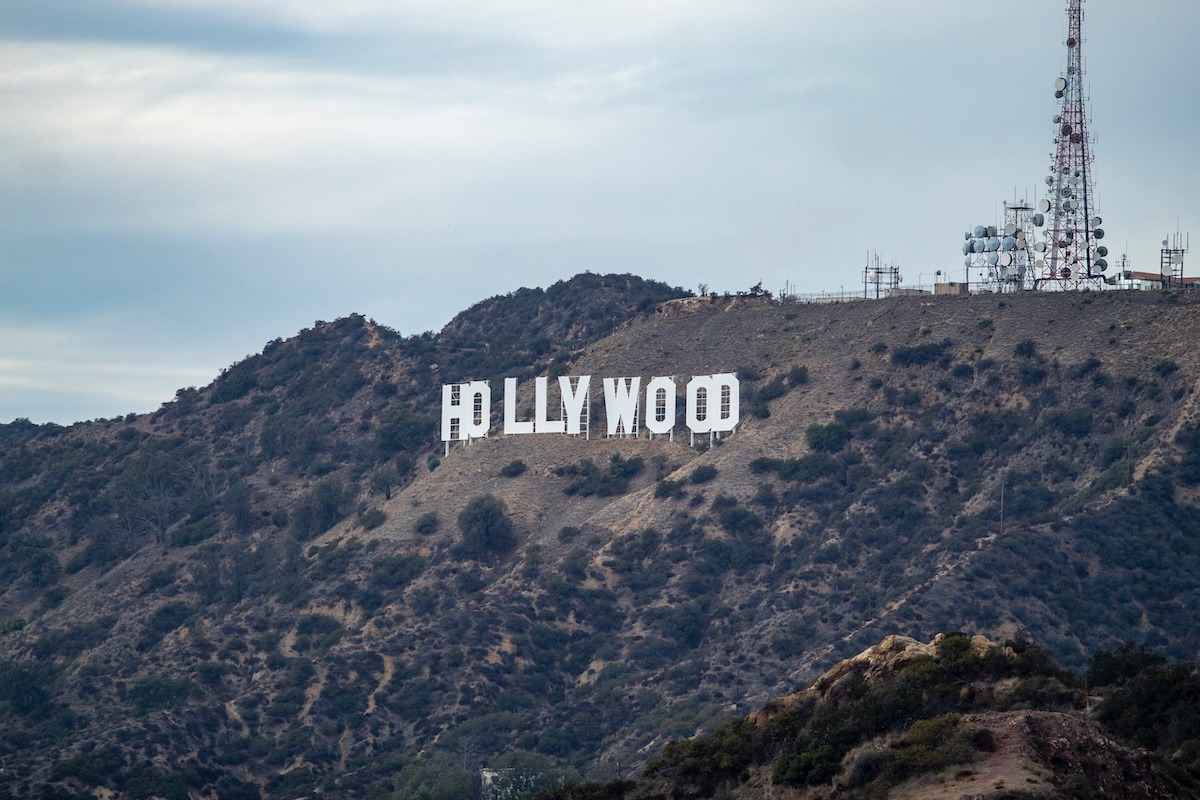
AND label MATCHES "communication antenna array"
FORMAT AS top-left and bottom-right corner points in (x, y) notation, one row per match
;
(1035, 0), (1108, 289)
(1160, 232), (1189, 288)
(962, 200), (1041, 292)
(863, 251), (901, 299)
